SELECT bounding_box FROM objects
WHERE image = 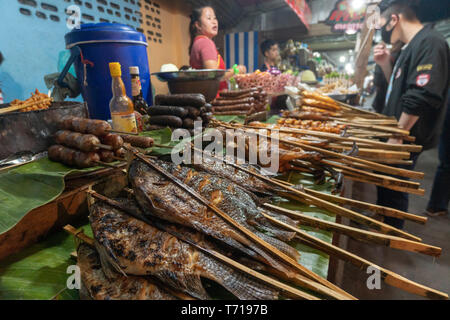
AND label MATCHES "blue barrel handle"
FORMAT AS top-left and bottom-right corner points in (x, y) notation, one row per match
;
(57, 48), (80, 89)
